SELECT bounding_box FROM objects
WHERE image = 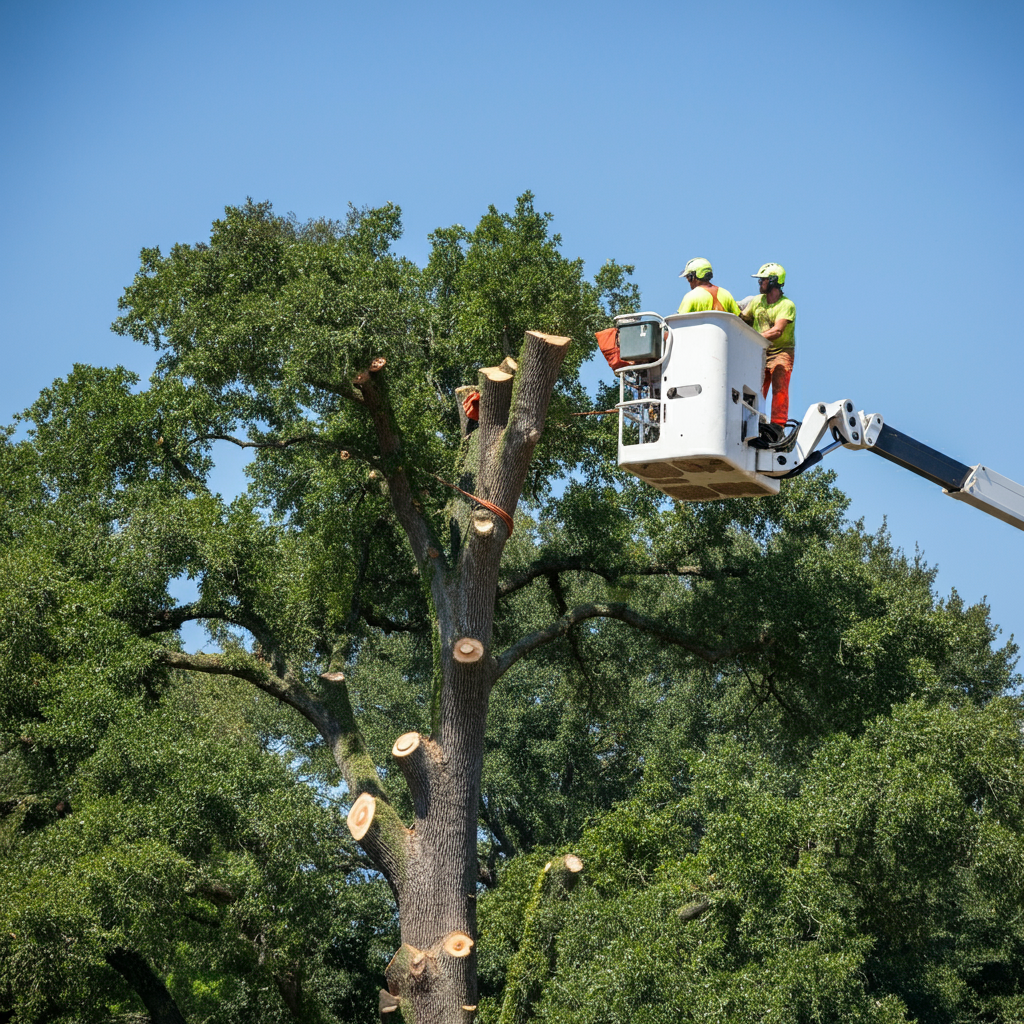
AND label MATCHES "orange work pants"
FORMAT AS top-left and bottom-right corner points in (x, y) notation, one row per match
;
(762, 350), (794, 426)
